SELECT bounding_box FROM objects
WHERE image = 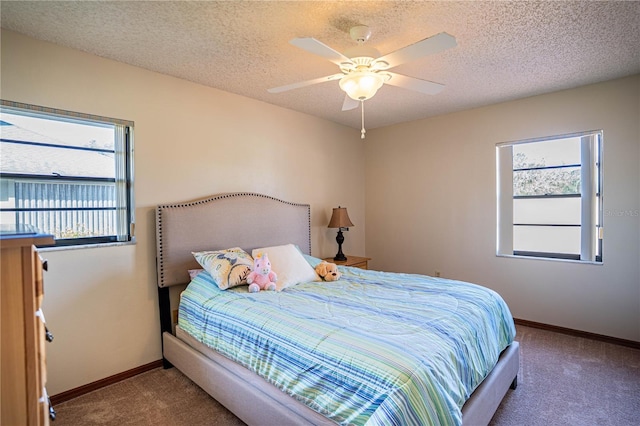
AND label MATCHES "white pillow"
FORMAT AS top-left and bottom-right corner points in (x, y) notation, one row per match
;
(251, 244), (319, 291)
